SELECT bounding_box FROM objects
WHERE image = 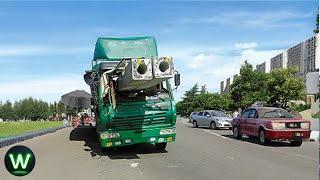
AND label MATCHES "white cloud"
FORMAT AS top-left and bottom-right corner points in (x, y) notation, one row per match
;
(239, 48), (282, 65)
(235, 42), (258, 49)
(0, 74), (90, 102)
(160, 44), (283, 101)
